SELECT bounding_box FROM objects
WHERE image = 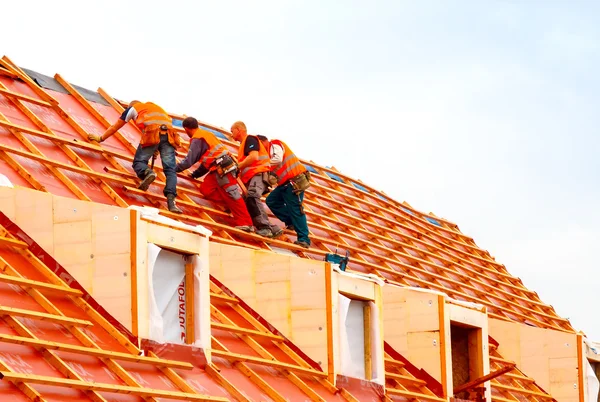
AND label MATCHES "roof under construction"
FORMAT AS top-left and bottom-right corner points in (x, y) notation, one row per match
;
(0, 56), (571, 333)
(0, 55), (585, 401)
